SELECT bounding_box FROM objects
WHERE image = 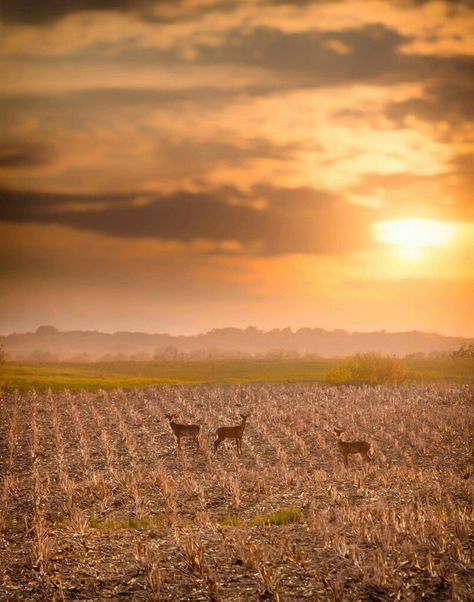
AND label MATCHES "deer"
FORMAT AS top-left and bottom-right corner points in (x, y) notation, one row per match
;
(334, 428), (373, 468)
(165, 413), (201, 451)
(214, 413), (249, 455)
